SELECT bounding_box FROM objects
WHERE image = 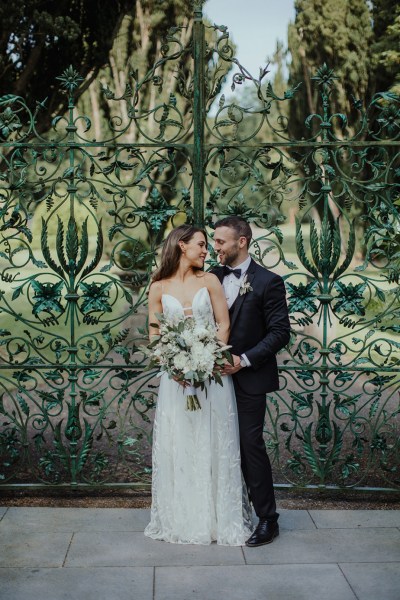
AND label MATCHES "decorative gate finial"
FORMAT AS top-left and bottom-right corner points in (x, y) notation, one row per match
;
(193, 0), (205, 20)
